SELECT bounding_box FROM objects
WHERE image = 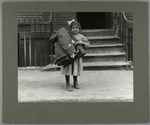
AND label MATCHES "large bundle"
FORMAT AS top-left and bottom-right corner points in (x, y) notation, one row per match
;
(50, 27), (86, 68)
